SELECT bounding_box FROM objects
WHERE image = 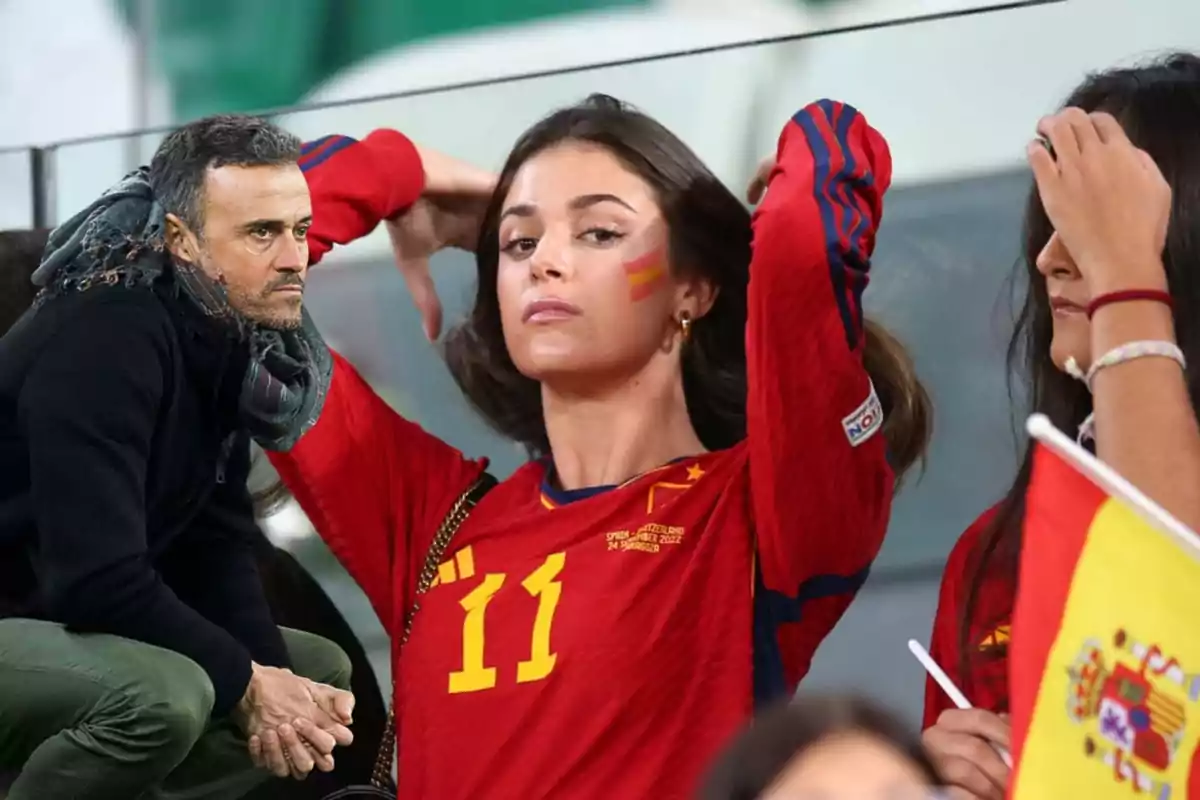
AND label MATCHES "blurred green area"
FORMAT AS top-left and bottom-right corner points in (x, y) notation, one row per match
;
(114, 0), (650, 119)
